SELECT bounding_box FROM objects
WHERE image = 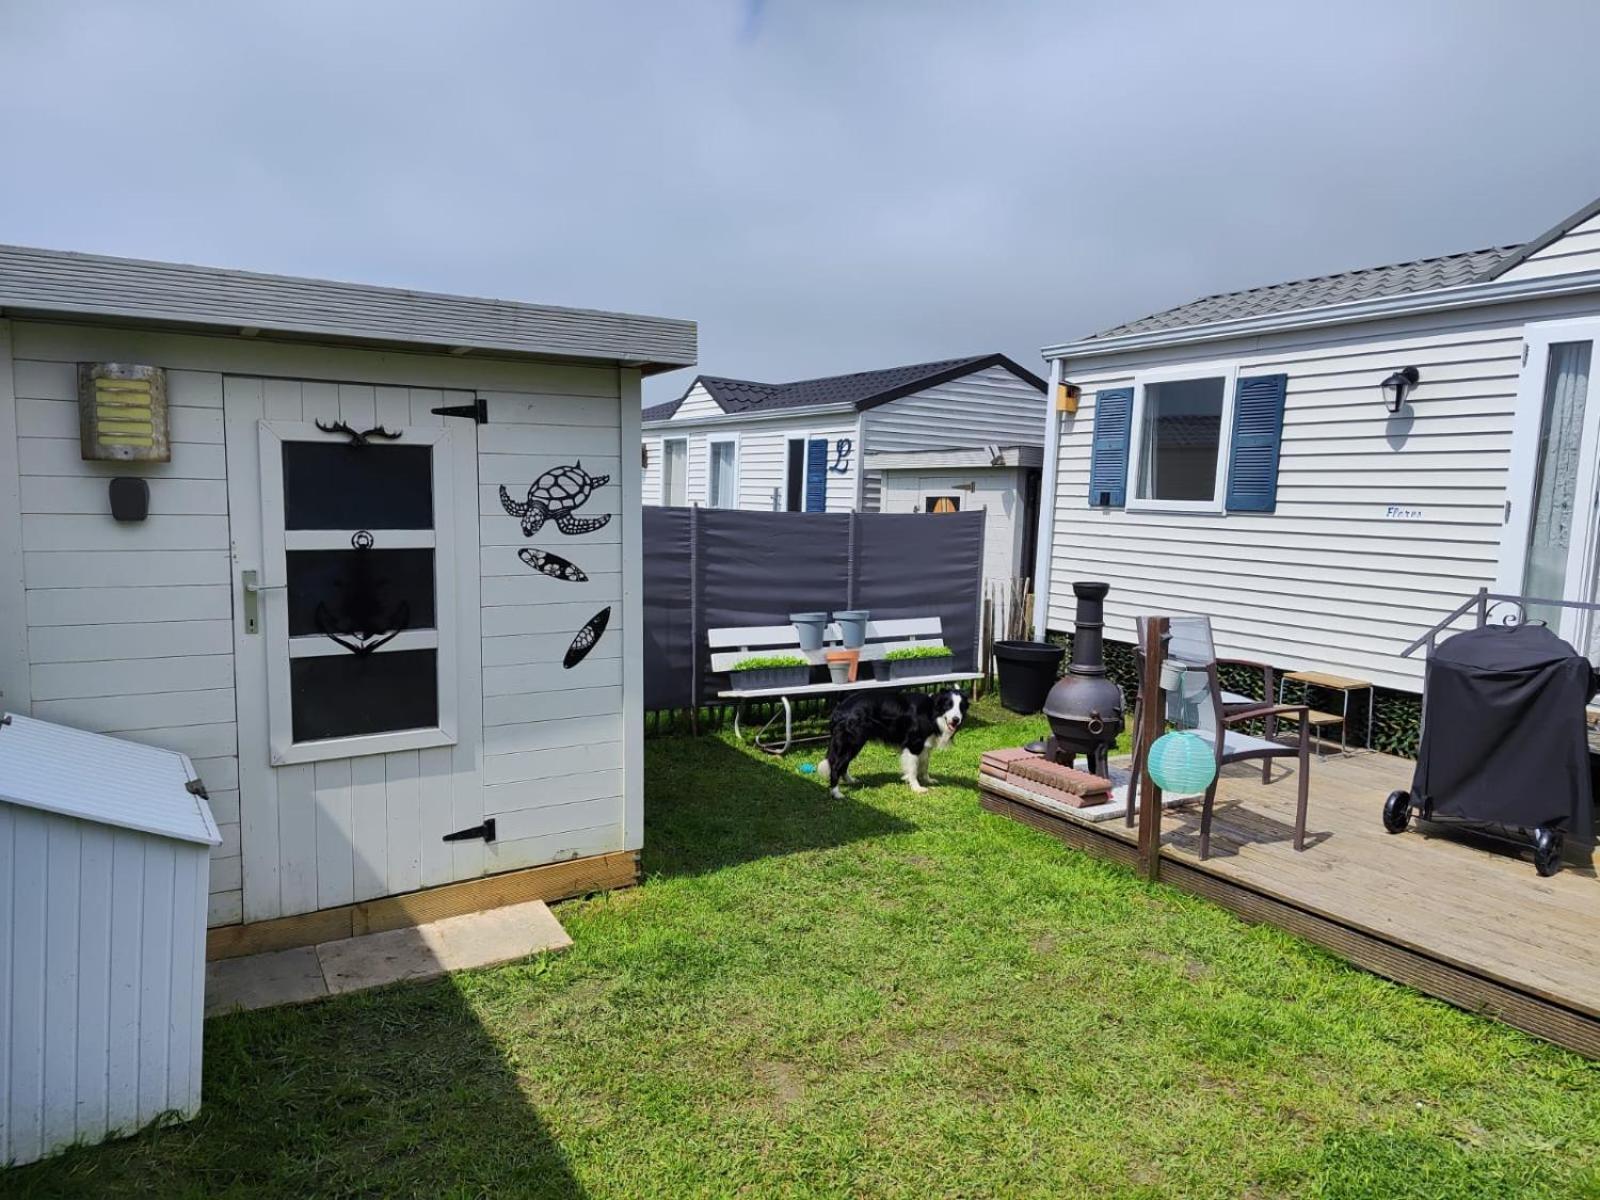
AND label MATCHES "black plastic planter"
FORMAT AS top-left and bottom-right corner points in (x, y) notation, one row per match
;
(993, 640), (1065, 714)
